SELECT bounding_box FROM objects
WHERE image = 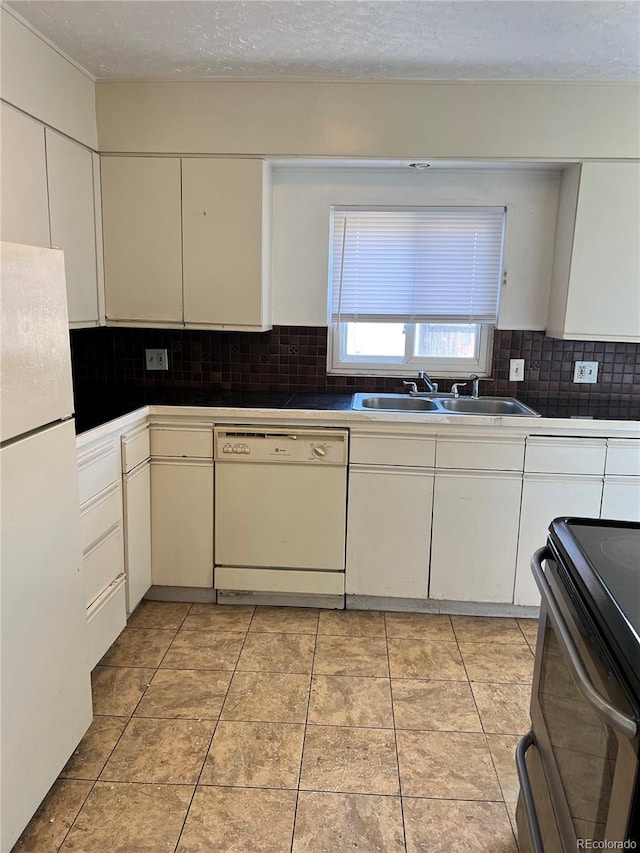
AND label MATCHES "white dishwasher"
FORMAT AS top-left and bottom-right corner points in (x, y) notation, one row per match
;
(214, 426), (348, 607)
